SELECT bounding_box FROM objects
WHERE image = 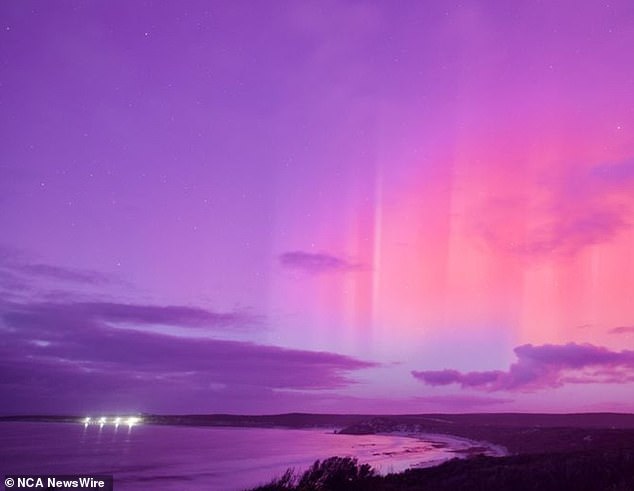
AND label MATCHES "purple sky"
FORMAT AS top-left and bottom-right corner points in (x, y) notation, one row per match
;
(2, 0), (634, 415)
